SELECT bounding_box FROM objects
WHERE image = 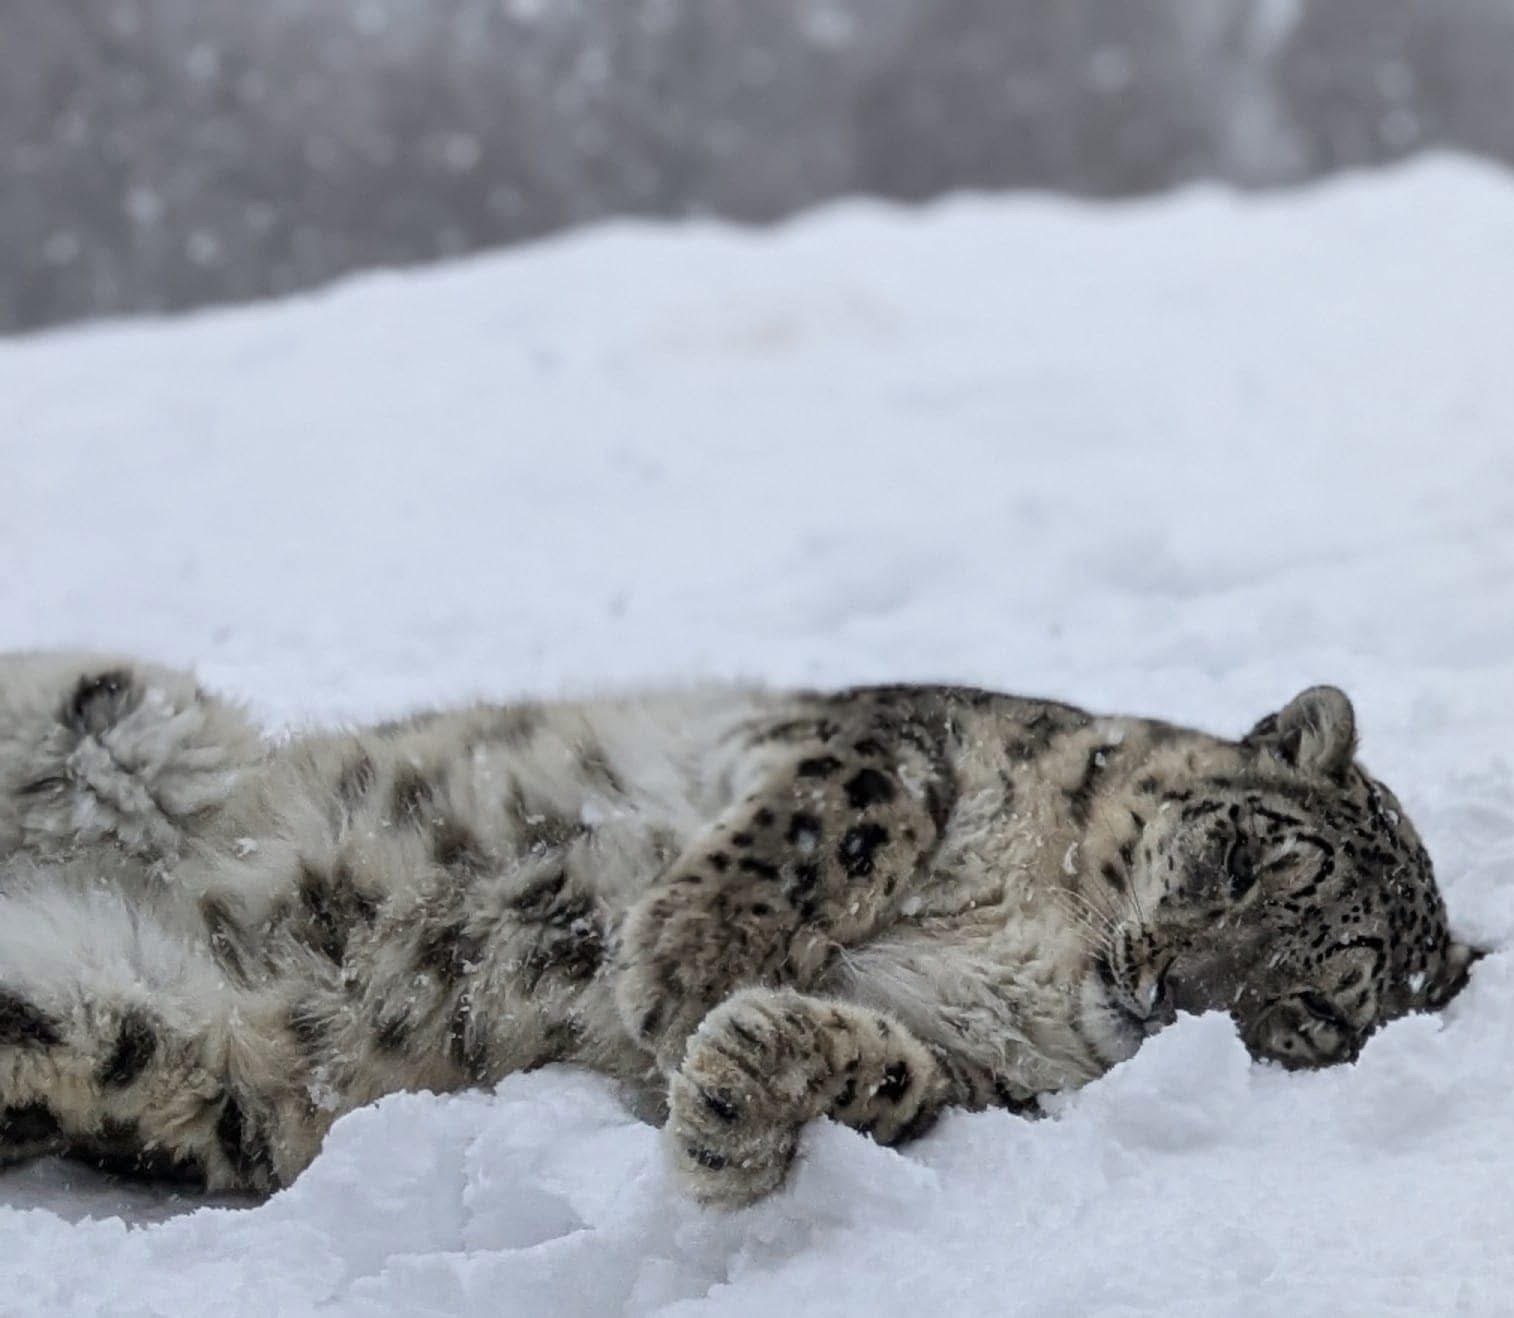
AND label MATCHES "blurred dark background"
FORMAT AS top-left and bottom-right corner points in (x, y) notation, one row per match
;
(5, 0), (1513, 335)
